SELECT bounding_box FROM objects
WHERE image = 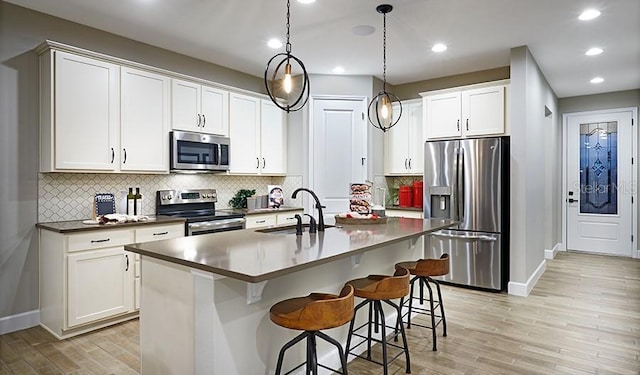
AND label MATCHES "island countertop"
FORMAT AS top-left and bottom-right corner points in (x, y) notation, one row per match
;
(124, 217), (456, 283)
